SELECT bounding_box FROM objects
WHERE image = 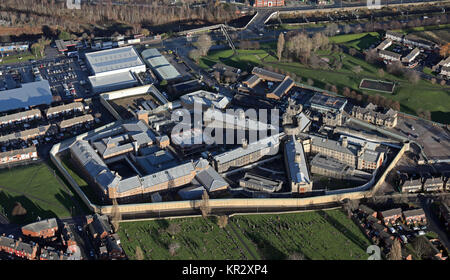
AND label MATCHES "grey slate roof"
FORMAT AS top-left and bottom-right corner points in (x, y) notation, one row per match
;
(310, 135), (359, 156)
(180, 90), (230, 109)
(59, 114), (94, 129)
(0, 146), (37, 159)
(309, 93), (347, 112)
(0, 80), (53, 113)
(252, 67), (285, 81)
(403, 208), (425, 218)
(402, 47), (420, 62)
(70, 140), (120, 191)
(284, 135), (311, 185)
(141, 162), (195, 190)
(310, 154), (351, 173)
(380, 208), (402, 218)
(22, 218), (58, 234)
(0, 109), (42, 124)
(270, 76), (294, 98)
(46, 102), (84, 116)
(379, 49), (402, 60)
(213, 133), (283, 165)
(195, 165), (229, 192)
